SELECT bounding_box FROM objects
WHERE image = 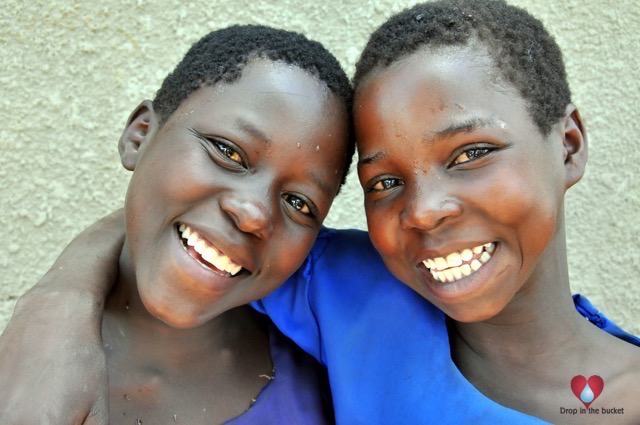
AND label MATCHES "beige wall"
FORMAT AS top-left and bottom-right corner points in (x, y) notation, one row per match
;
(1, 0), (638, 334)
